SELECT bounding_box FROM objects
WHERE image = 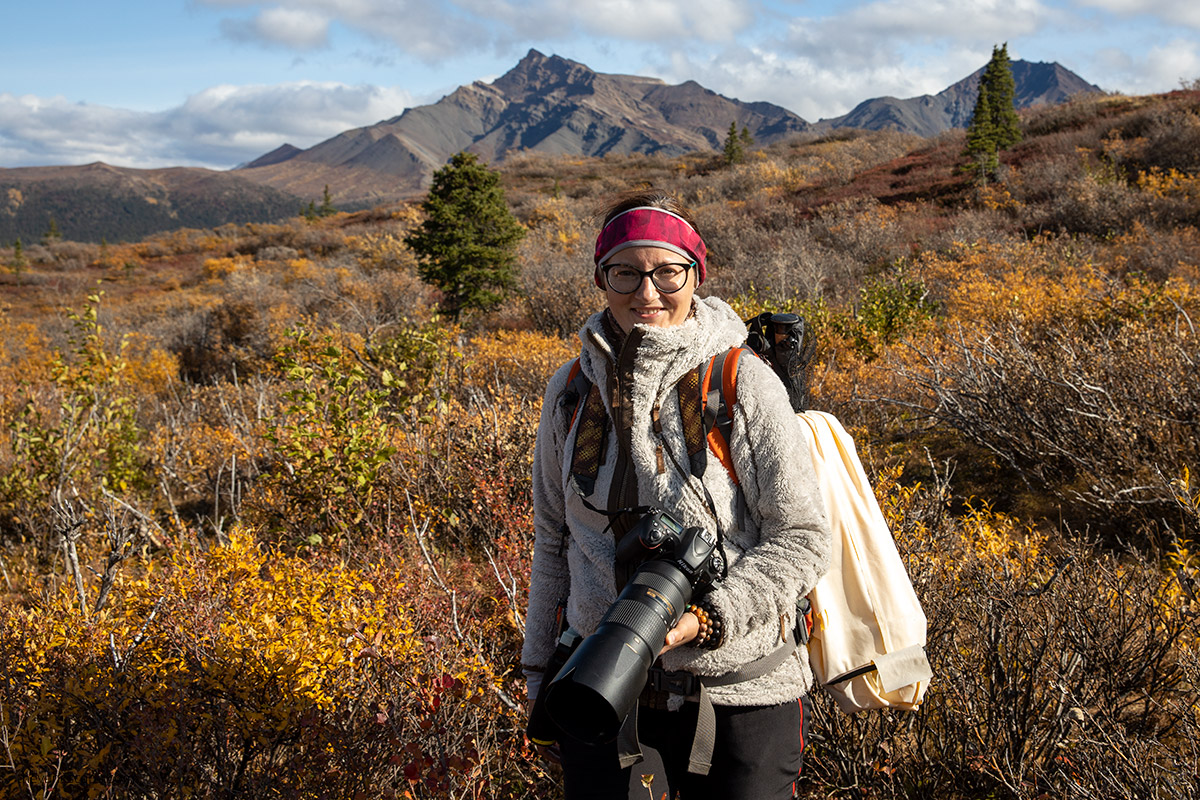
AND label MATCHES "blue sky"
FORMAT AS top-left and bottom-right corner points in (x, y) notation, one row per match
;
(3, 0), (1198, 170)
